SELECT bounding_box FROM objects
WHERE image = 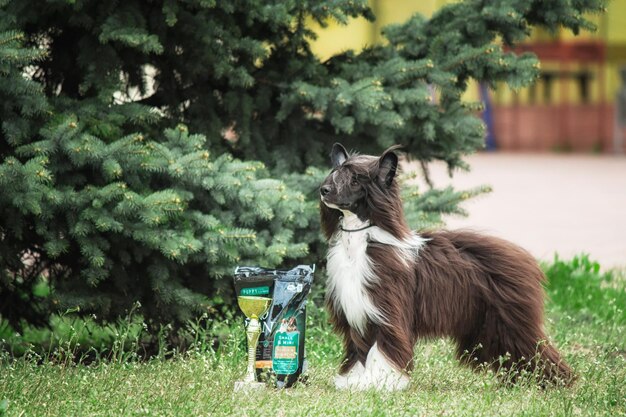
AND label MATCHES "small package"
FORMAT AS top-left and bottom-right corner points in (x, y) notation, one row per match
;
(233, 265), (314, 388)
